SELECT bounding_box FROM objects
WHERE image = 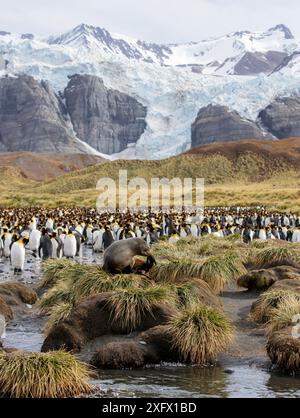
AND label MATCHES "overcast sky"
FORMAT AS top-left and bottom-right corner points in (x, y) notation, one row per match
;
(0, 0), (299, 43)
